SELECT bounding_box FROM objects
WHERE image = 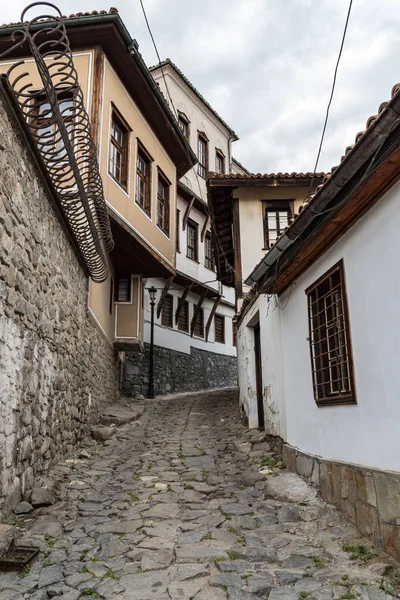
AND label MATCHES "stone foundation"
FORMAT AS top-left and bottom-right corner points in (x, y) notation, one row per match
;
(0, 84), (120, 513)
(282, 443), (400, 562)
(123, 343), (237, 396)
